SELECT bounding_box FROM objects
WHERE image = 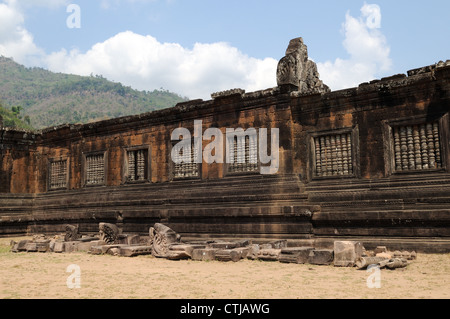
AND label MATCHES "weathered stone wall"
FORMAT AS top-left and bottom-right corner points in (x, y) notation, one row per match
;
(0, 40), (449, 251)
